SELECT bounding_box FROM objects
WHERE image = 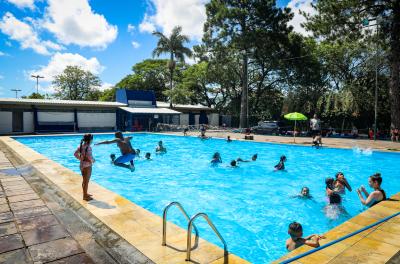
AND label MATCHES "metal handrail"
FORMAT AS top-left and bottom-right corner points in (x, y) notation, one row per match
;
(162, 202), (198, 246)
(186, 212), (228, 261)
(280, 211), (400, 264)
